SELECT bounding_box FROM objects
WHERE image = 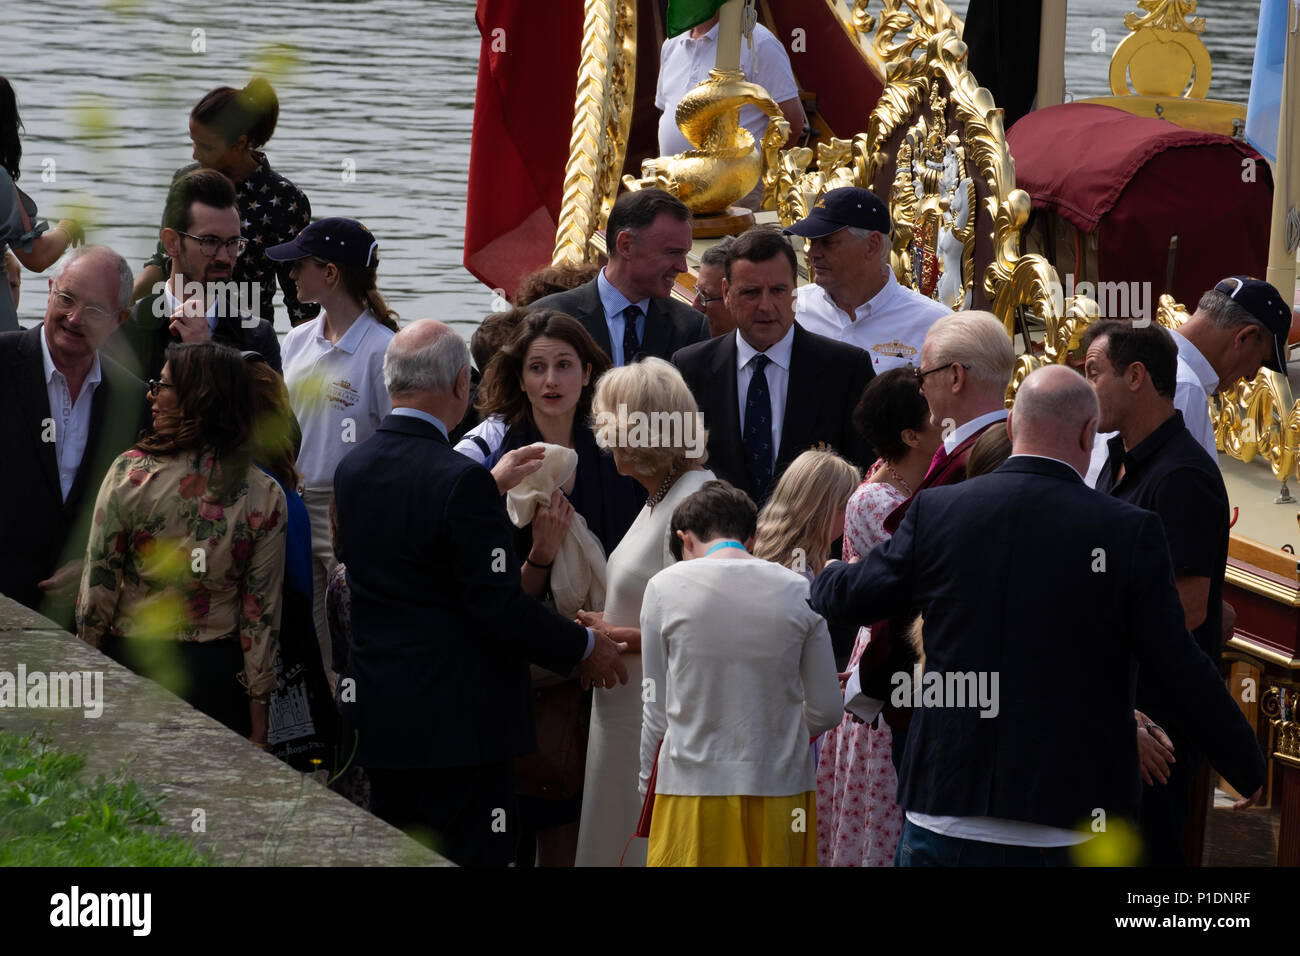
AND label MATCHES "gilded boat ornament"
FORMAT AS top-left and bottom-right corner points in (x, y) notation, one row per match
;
(553, 0), (637, 267)
(623, 69), (790, 215)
